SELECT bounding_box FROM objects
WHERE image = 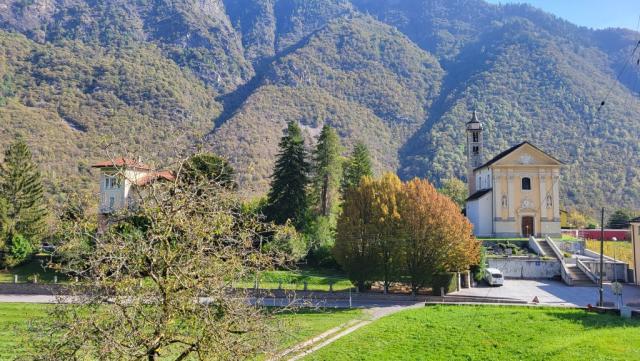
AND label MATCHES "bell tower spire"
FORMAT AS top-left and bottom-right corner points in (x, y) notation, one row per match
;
(466, 110), (484, 194)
